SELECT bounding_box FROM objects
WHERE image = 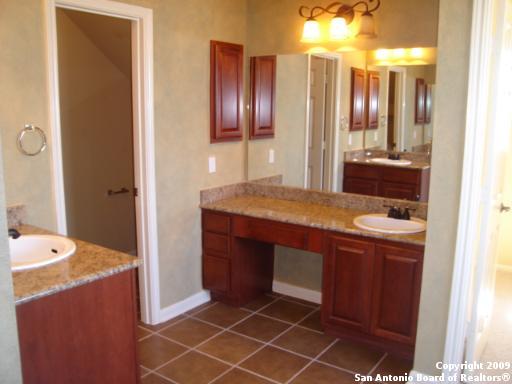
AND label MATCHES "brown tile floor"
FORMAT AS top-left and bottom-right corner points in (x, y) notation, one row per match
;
(138, 294), (412, 384)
